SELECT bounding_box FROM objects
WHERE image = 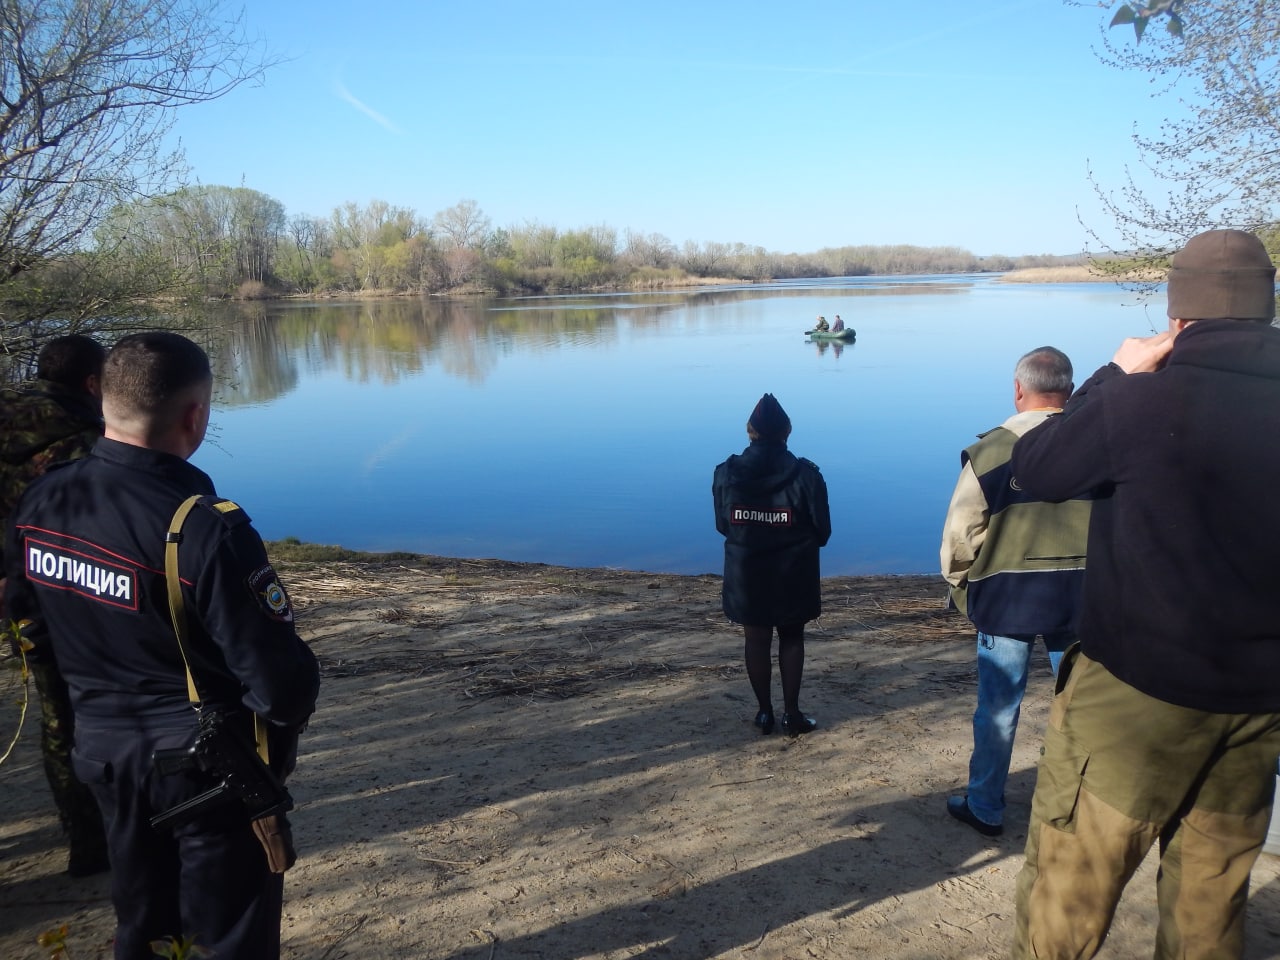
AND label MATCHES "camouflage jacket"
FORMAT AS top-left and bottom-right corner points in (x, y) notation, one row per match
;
(0, 381), (103, 558)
